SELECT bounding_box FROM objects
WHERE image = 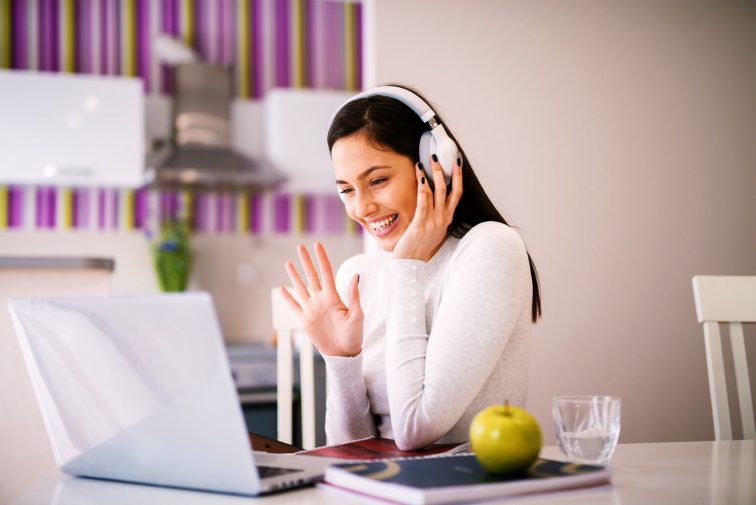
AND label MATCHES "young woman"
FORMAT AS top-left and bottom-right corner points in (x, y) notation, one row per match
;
(281, 85), (541, 451)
